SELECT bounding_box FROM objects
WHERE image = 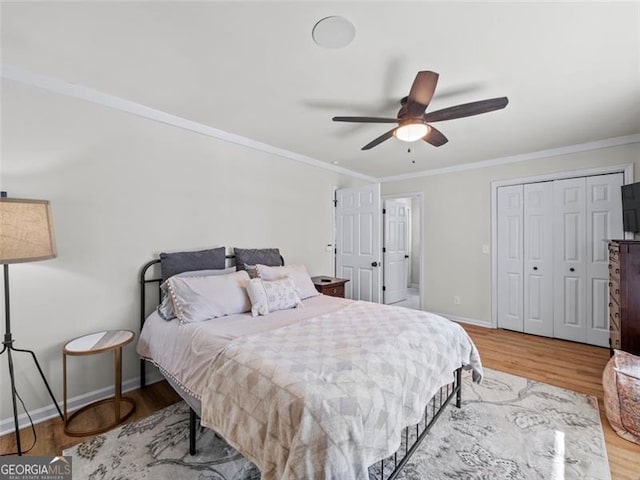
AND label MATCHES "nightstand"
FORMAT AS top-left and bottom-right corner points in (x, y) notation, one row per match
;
(311, 276), (349, 298)
(63, 330), (136, 437)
